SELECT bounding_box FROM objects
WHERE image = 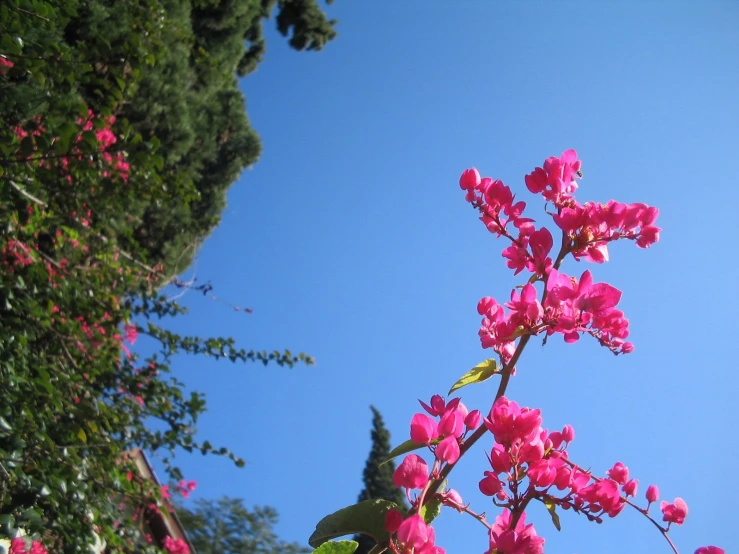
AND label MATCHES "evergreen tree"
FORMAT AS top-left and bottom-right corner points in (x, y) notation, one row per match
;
(177, 497), (309, 554)
(353, 407), (407, 554)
